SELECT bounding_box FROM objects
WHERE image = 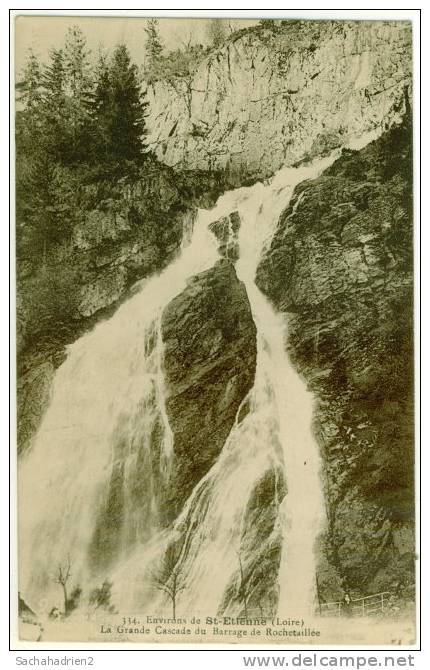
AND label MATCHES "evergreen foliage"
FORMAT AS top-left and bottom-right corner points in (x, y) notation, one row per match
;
(16, 49), (42, 112)
(16, 32), (148, 253)
(16, 30), (150, 343)
(108, 44), (147, 162)
(16, 21), (239, 349)
(144, 18), (164, 70)
(63, 27), (93, 161)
